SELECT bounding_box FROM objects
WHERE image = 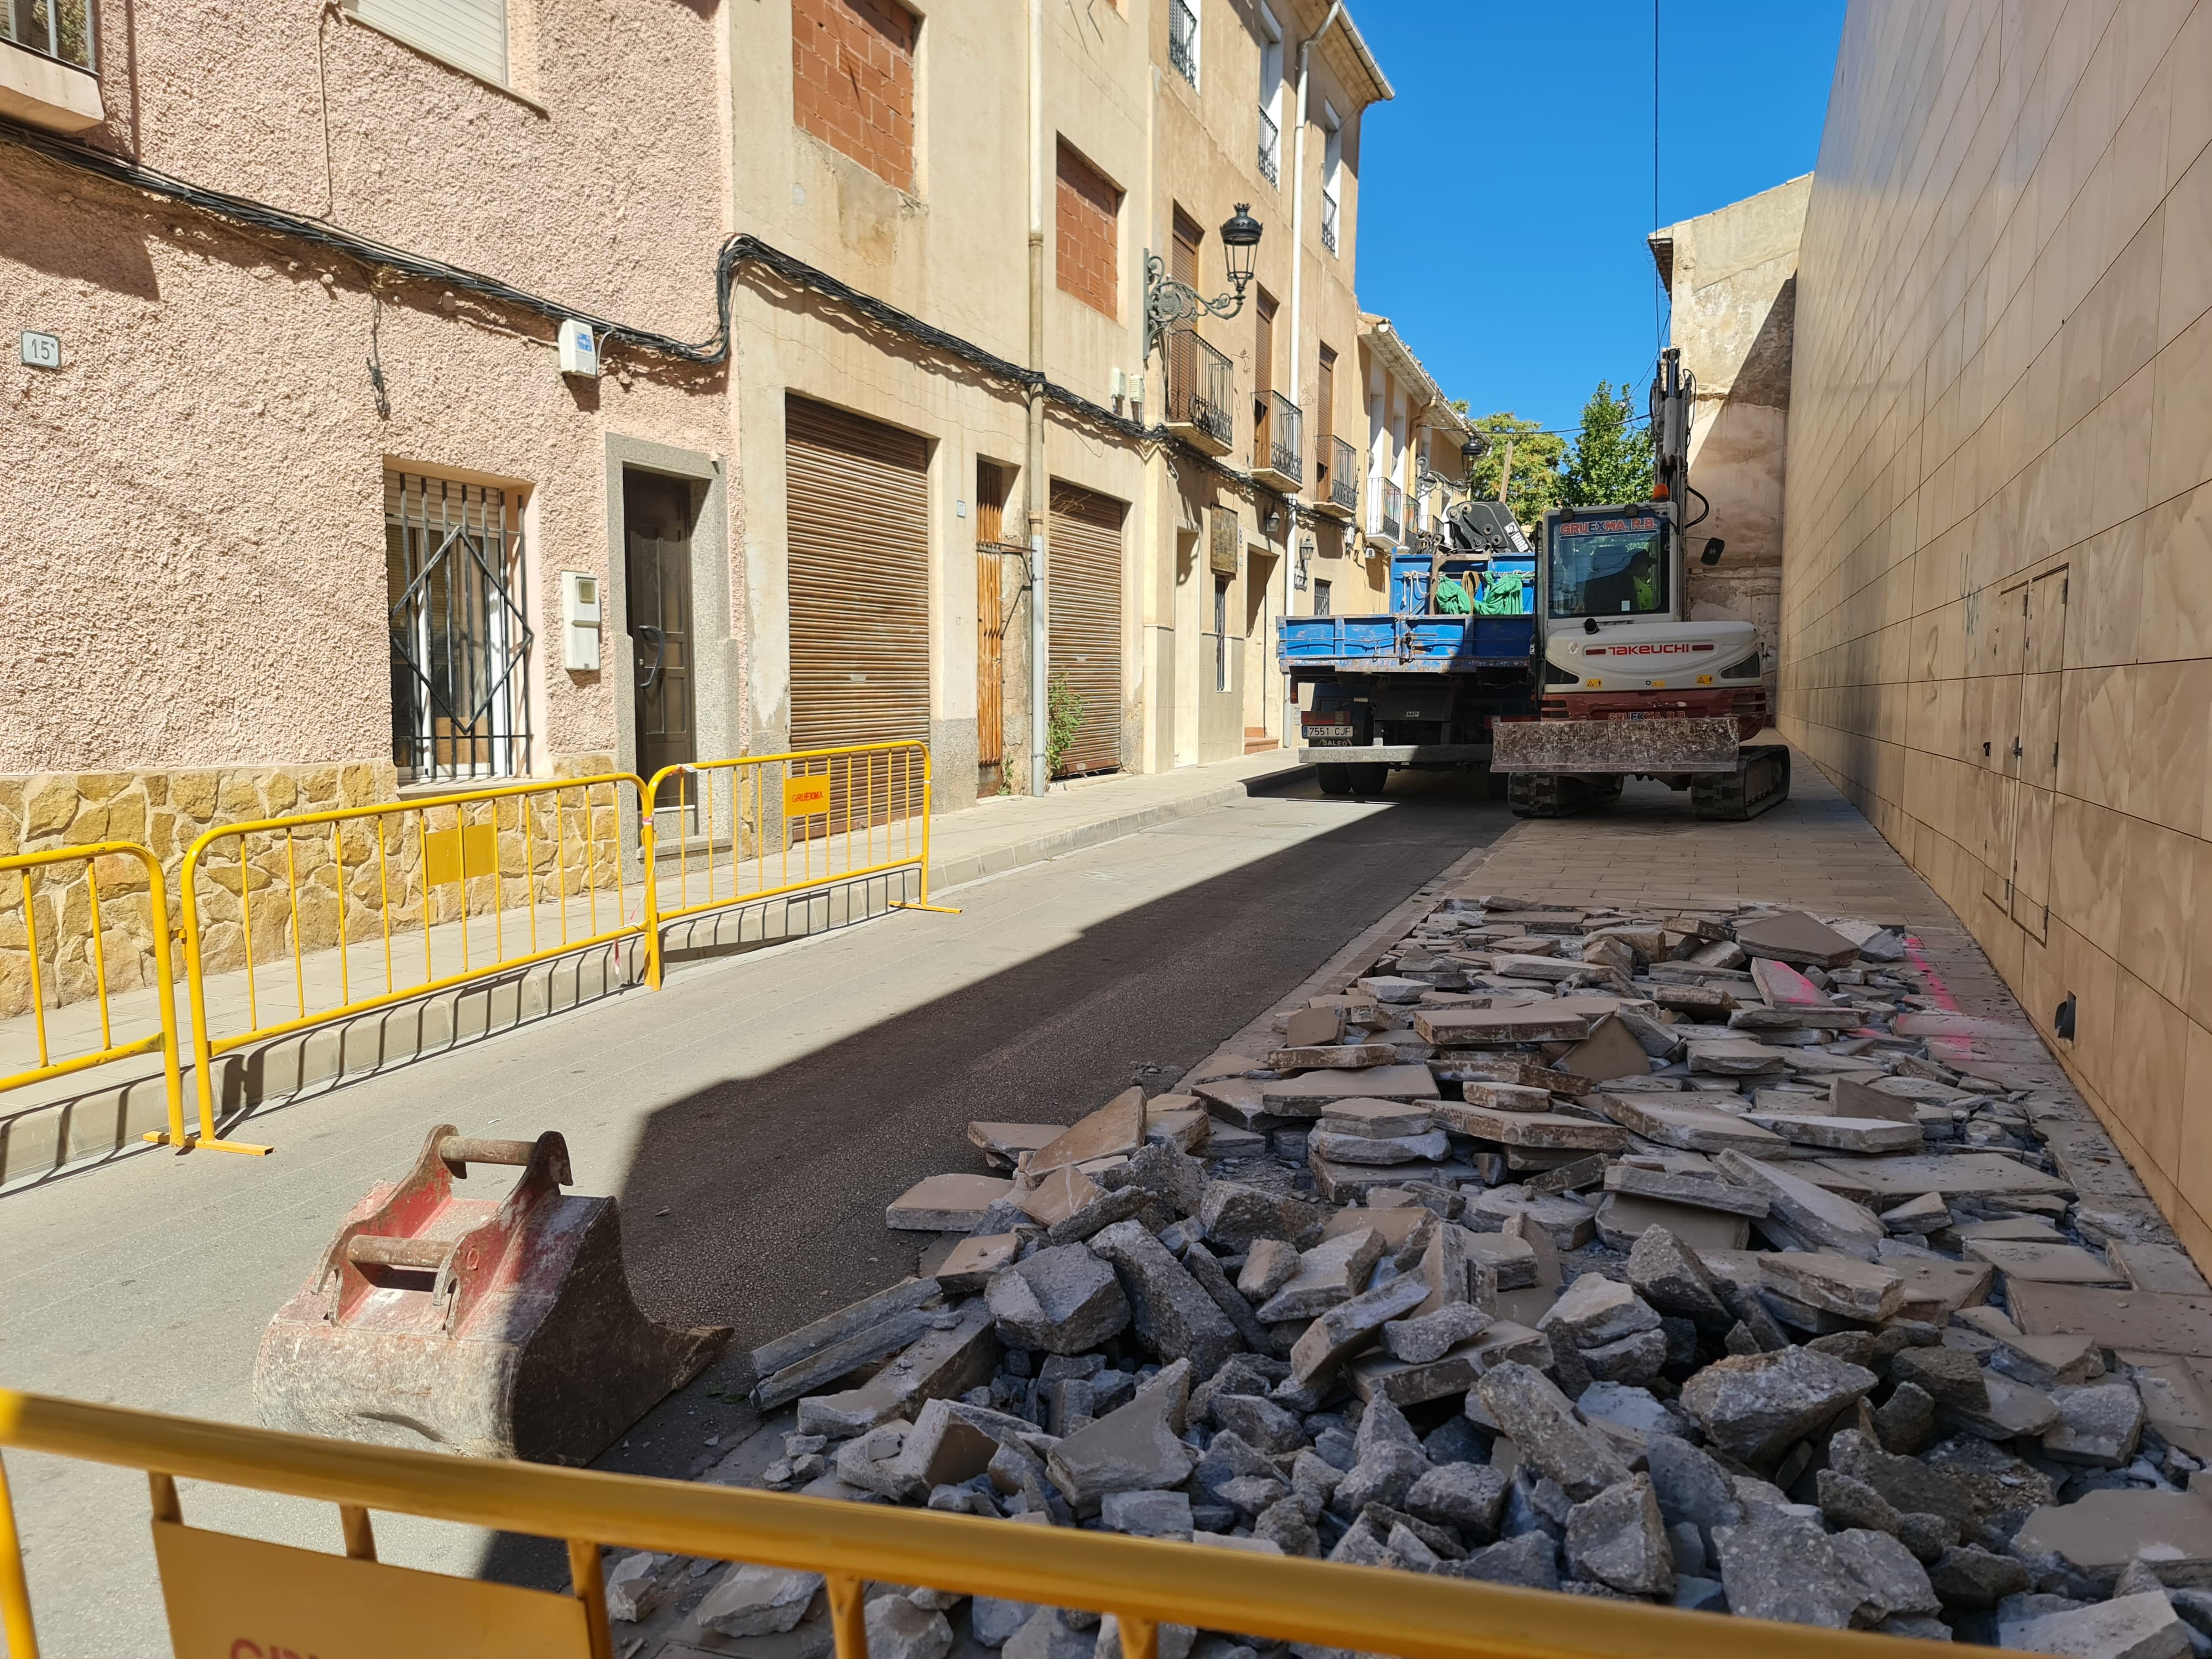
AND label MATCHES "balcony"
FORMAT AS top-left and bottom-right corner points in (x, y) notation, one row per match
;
(1313, 435), (1357, 519)
(1368, 478), (1404, 545)
(1252, 390), (1302, 492)
(1167, 0), (1198, 87)
(1257, 108), (1280, 186)
(1, 0), (103, 133)
(1321, 193), (1339, 255)
(1162, 330), (1234, 456)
